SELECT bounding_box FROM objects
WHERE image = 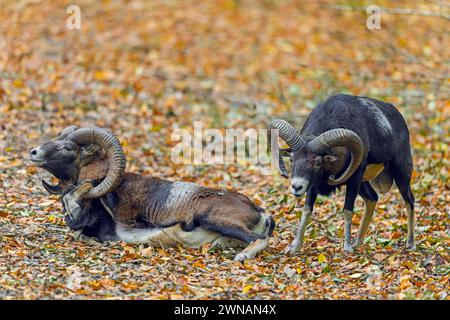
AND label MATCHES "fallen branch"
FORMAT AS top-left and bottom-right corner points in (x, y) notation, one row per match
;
(324, 4), (450, 20)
